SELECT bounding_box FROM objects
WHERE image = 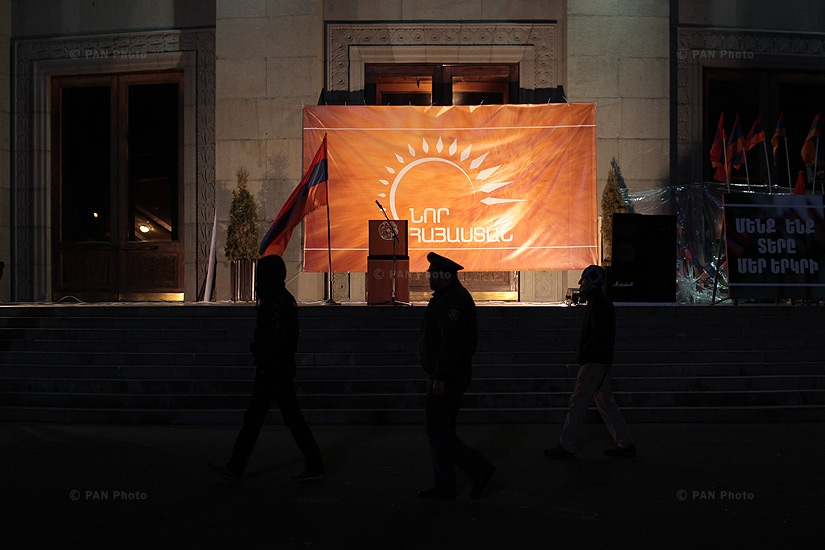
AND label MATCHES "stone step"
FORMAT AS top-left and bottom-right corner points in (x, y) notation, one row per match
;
(6, 349), (818, 371)
(0, 379), (825, 410)
(2, 362), (823, 380)
(2, 303), (825, 424)
(1, 338), (820, 359)
(4, 386), (824, 408)
(3, 374), (824, 394)
(2, 404), (823, 425)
